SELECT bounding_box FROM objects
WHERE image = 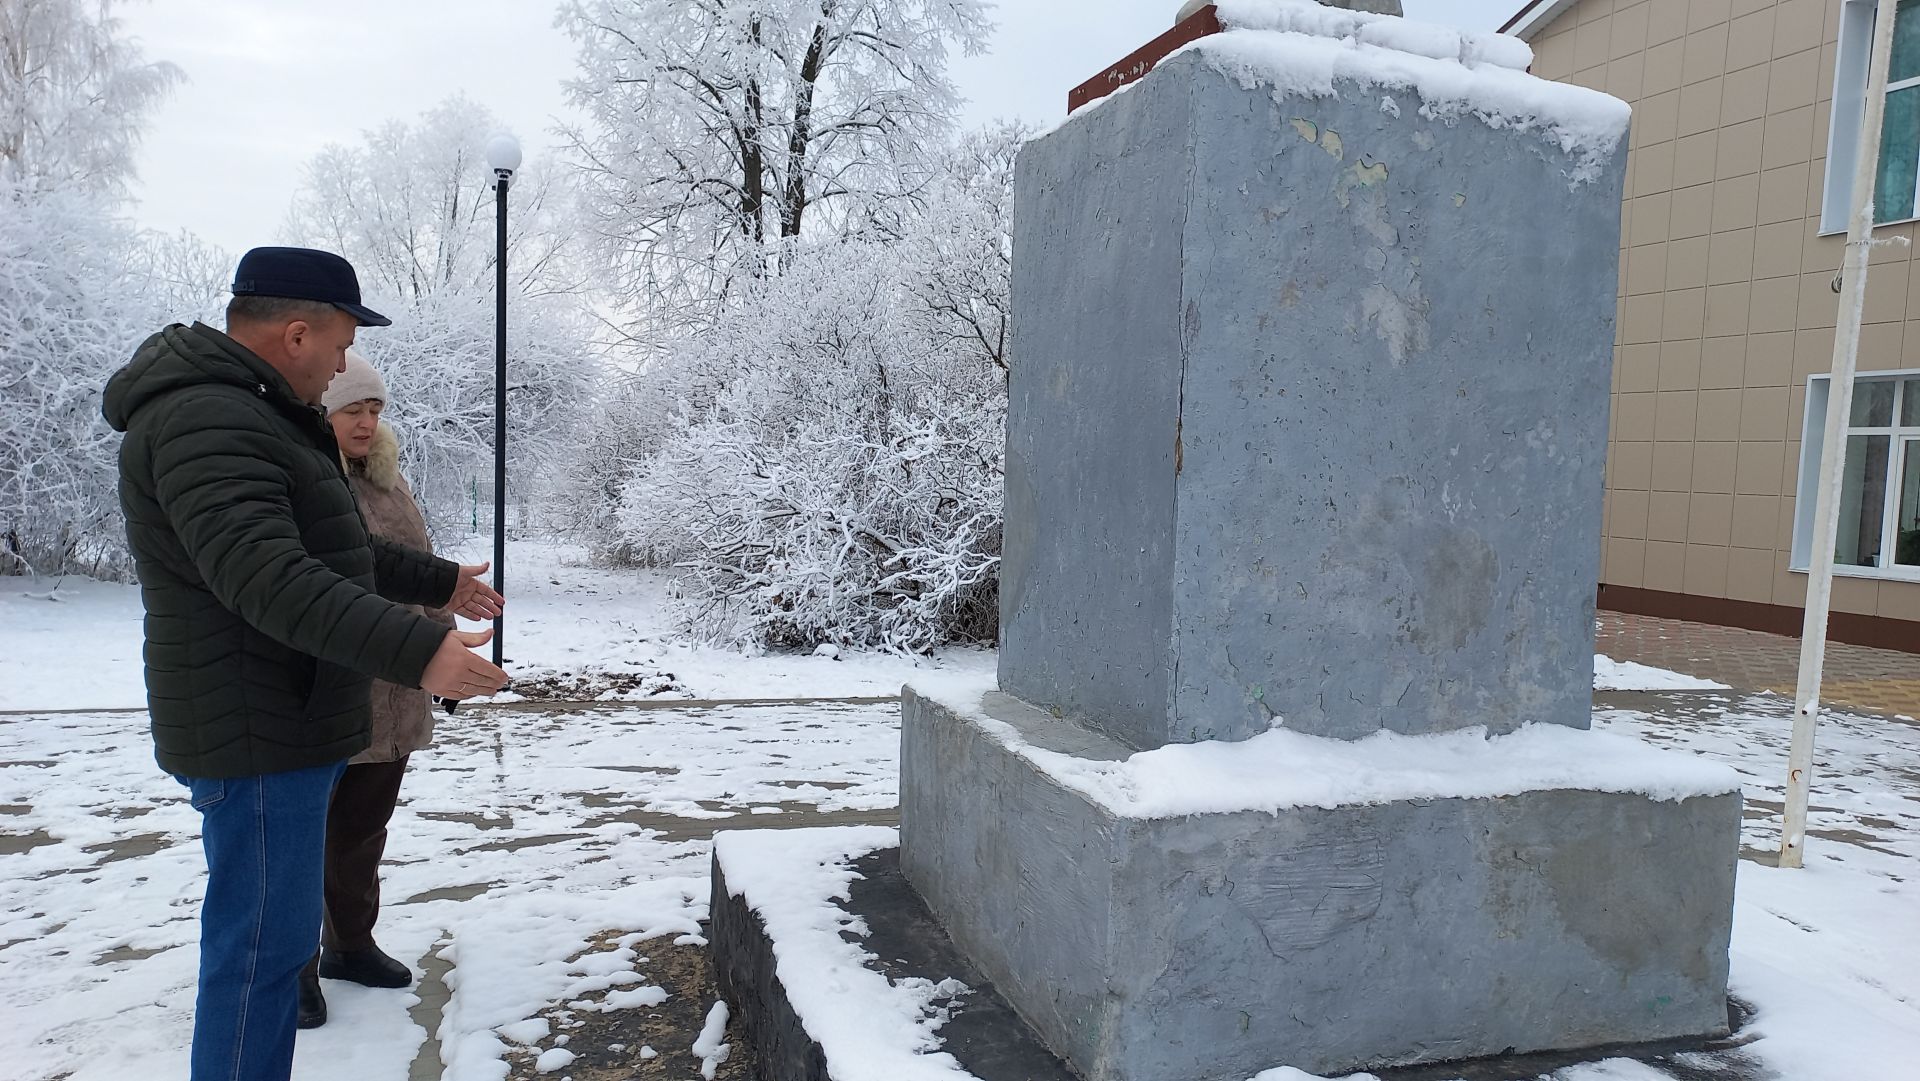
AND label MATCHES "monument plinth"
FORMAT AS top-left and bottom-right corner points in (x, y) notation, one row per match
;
(902, 3), (1743, 1079)
(714, 5), (1744, 1080)
(1013, 2), (1608, 753)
